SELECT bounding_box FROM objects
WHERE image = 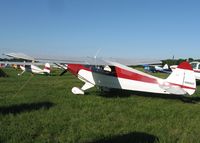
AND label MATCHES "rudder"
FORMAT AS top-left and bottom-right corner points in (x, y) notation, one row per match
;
(43, 63), (51, 74)
(165, 62), (196, 95)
